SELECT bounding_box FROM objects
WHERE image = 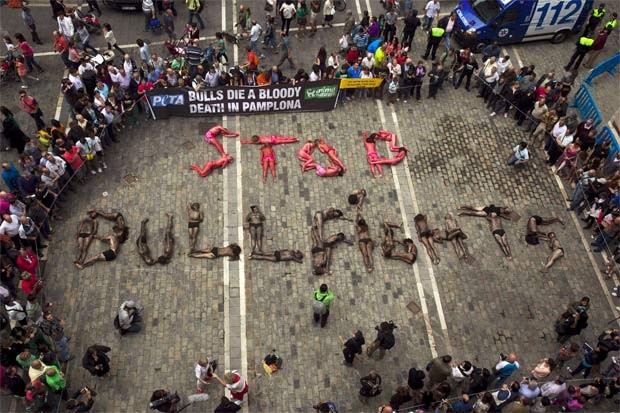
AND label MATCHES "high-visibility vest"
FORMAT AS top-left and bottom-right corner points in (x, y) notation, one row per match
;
(605, 18), (617, 29)
(431, 27), (445, 37)
(592, 8), (605, 18)
(579, 36), (594, 46)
